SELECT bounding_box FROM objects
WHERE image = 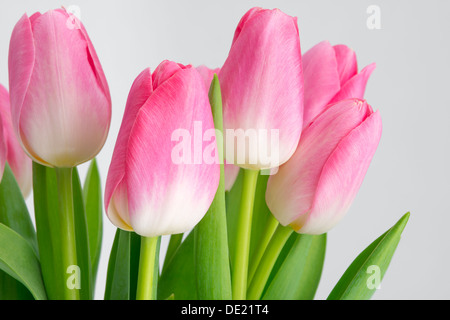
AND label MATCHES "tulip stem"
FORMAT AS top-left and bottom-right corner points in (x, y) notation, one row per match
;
(248, 214), (280, 285)
(247, 224), (293, 300)
(136, 236), (160, 300)
(55, 167), (79, 300)
(232, 169), (259, 300)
